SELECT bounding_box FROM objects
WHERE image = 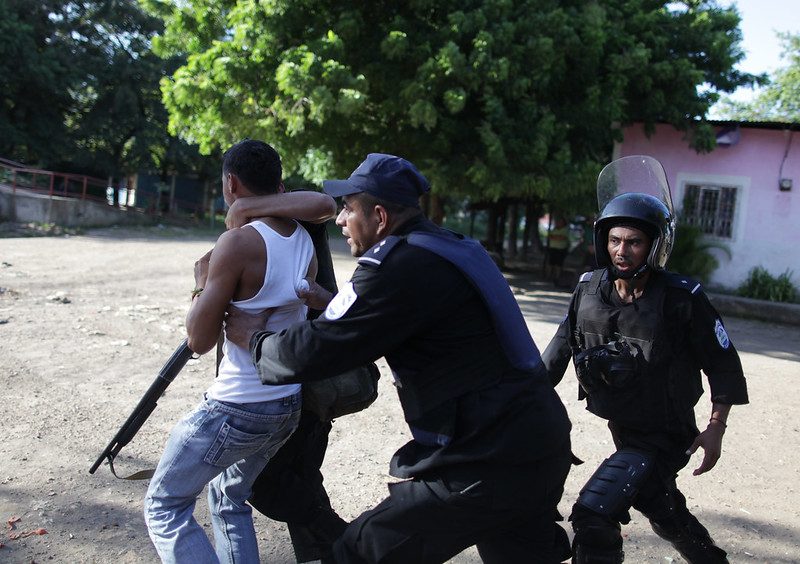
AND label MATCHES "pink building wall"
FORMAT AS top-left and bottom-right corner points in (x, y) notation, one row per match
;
(616, 123), (800, 291)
